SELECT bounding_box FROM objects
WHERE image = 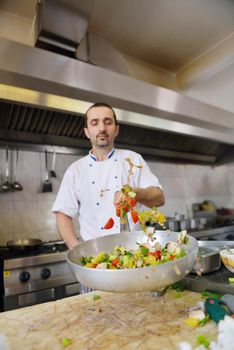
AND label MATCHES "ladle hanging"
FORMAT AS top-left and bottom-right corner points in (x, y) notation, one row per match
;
(12, 148), (23, 191)
(0, 145), (13, 192)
